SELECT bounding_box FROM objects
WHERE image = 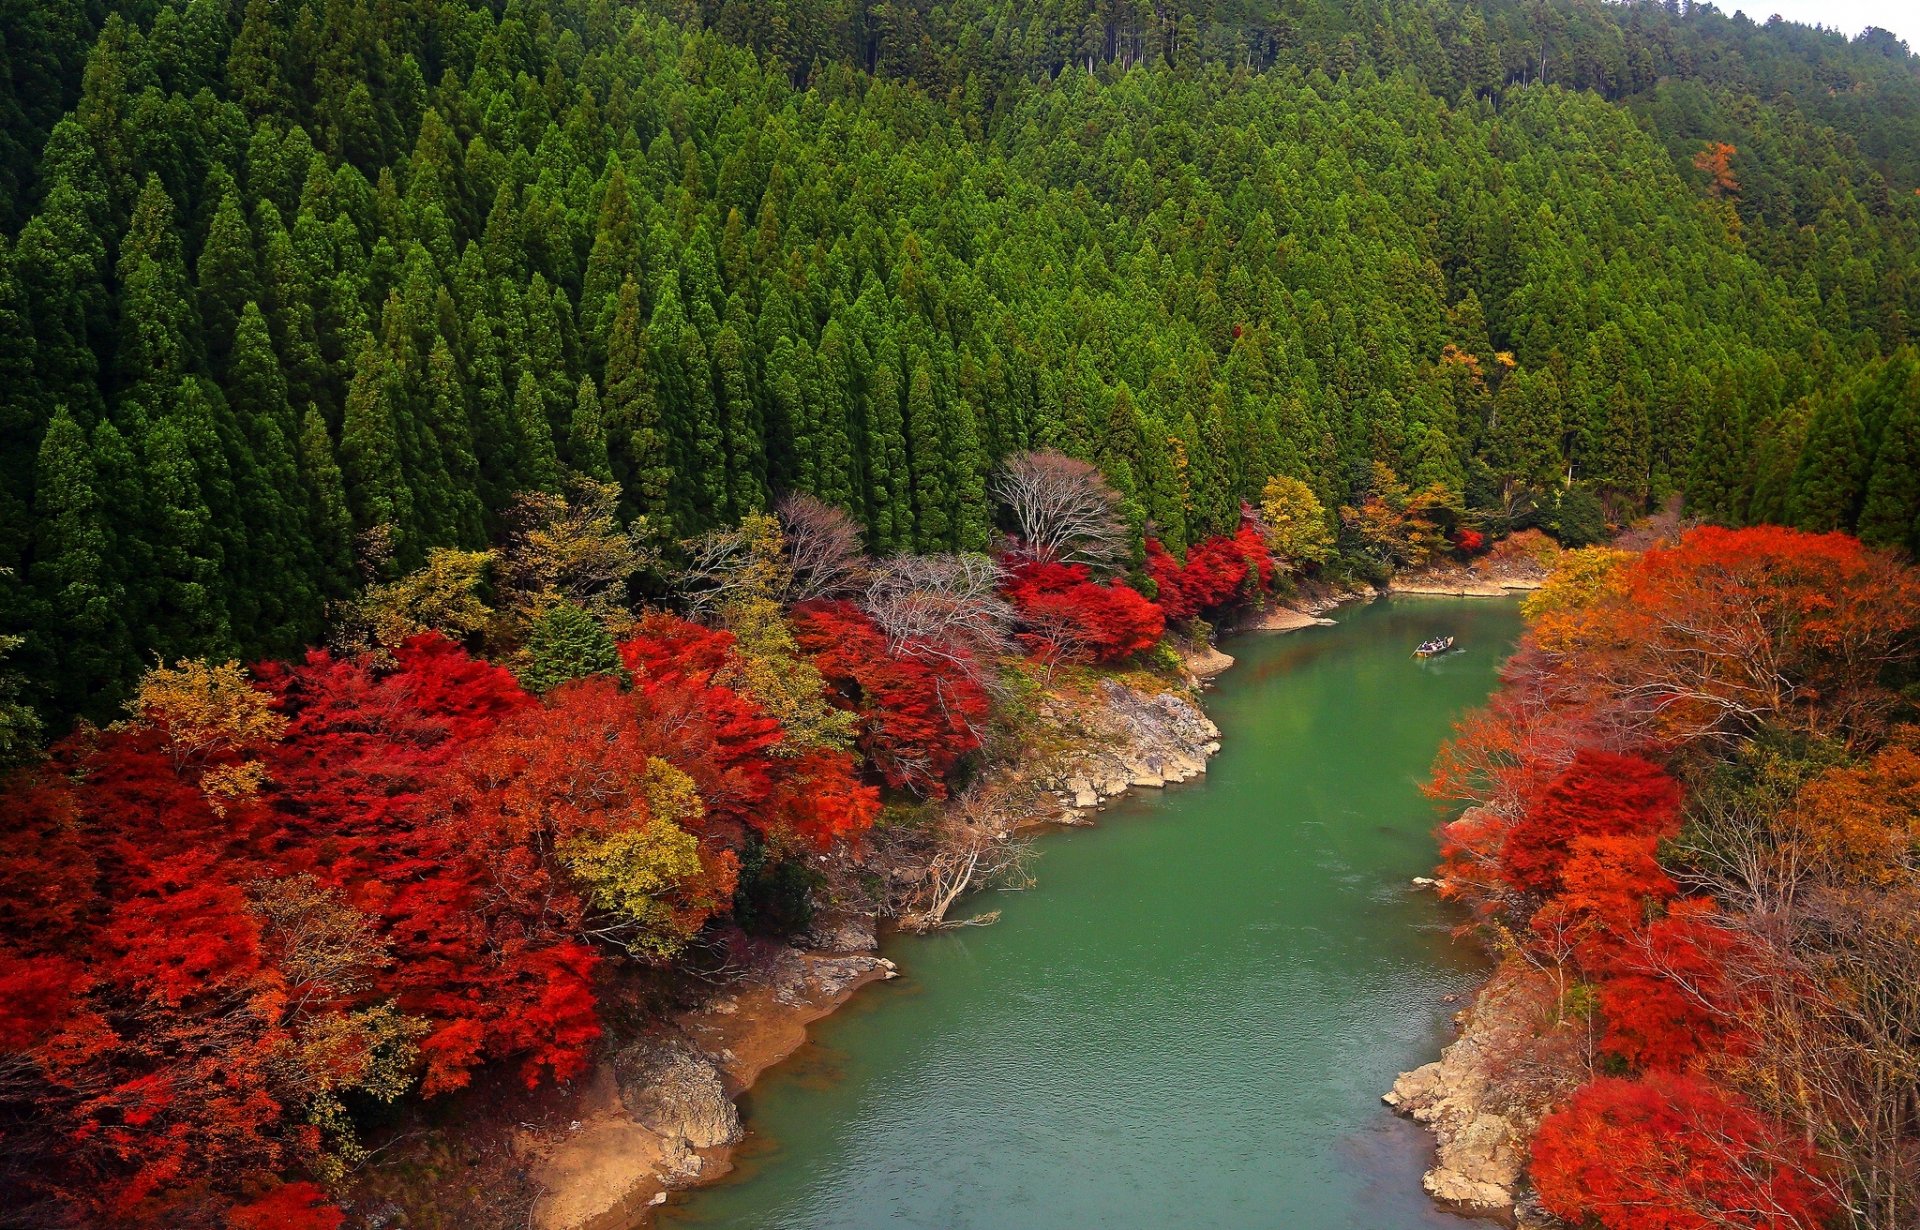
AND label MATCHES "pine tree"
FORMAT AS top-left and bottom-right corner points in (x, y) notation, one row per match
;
(605, 277), (671, 529)
(711, 323), (764, 517)
(945, 396), (990, 551)
(422, 336), (487, 545)
(1685, 379), (1751, 525)
(1857, 380), (1920, 551)
(339, 335), (415, 562)
(0, 242), (43, 573)
(520, 603), (626, 693)
(1787, 389), (1868, 532)
(862, 358), (911, 550)
(516, 369), (561, 494)
(139, 411), (230, 659)
(581, 162), (641, 353)
(227, 0), (291, 117)
(196, 187), (260, 375)
(114, 175), (197, 407)
(904, 357), (949, 550)
(569, 376), (614, 483)
(31, 408), (131, 715)
(298, 405), (354, 596)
